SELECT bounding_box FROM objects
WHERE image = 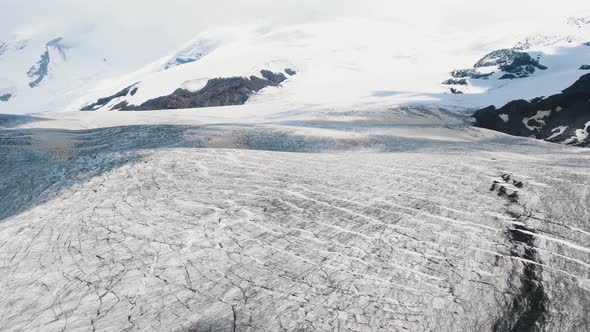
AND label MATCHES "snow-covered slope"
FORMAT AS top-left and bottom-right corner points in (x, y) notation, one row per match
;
(0, 32), (122, 114)
(443, 35), (590, 97)
(87, 18), (590, 113)
(2, 8), (590, 115)
(76, 17), (590, 114)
